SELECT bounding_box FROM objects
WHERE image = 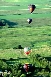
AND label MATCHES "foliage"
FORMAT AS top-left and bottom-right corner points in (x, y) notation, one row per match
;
(0, 54), (51, 77)
(0, 0), (51, 77)
(0, 60), (7, 70)
(20, 74), (26, 77)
